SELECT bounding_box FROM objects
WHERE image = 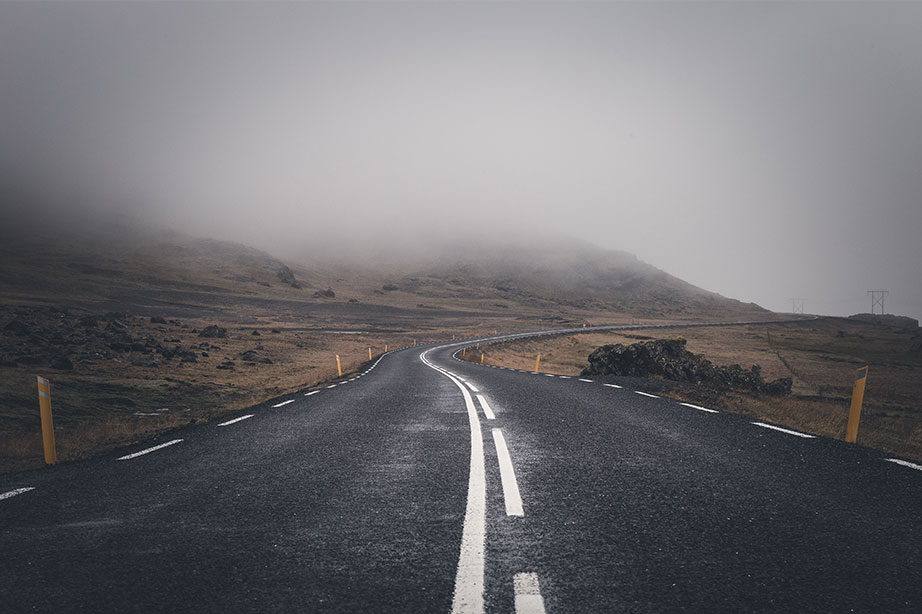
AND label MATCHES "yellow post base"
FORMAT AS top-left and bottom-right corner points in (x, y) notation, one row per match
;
(37, 376), (56, 466)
